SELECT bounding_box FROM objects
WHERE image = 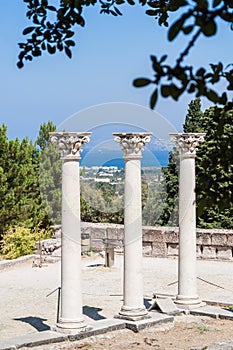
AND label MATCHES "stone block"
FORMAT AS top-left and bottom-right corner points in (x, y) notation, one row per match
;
(202, 246), (217, 259)
(143, 243), (152, 256)
(226, 234), (233, 246)
(190, 305), (233, 321)
(216, 247), (232, 260)
(167, 243), (178, 256)
(150, 298), (180, 315)
(211, 233), (227, 246)
(90, 227), (106, 240)
(106, 227), (123, 240)
(164, 231), (179, 244)
(124, 311), (174, 332)
(67, 319), (125, 342)
(196, 232), (211, 245)
(152, 242), (167, 257)
(143, 228), (164, 243)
